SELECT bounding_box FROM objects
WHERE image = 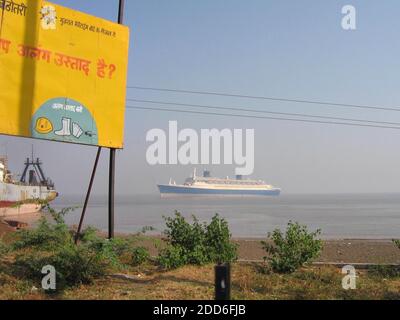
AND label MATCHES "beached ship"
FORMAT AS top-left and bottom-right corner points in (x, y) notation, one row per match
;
(0, 156), (58, 217)
(158, 169), (281, 197)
